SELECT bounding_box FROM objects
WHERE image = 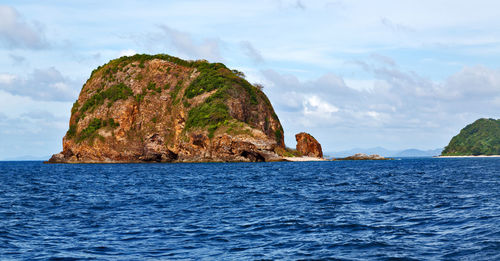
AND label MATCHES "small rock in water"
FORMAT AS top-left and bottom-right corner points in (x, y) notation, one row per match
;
(336, 153), (391, 160)
(295, 132), (323, 158)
